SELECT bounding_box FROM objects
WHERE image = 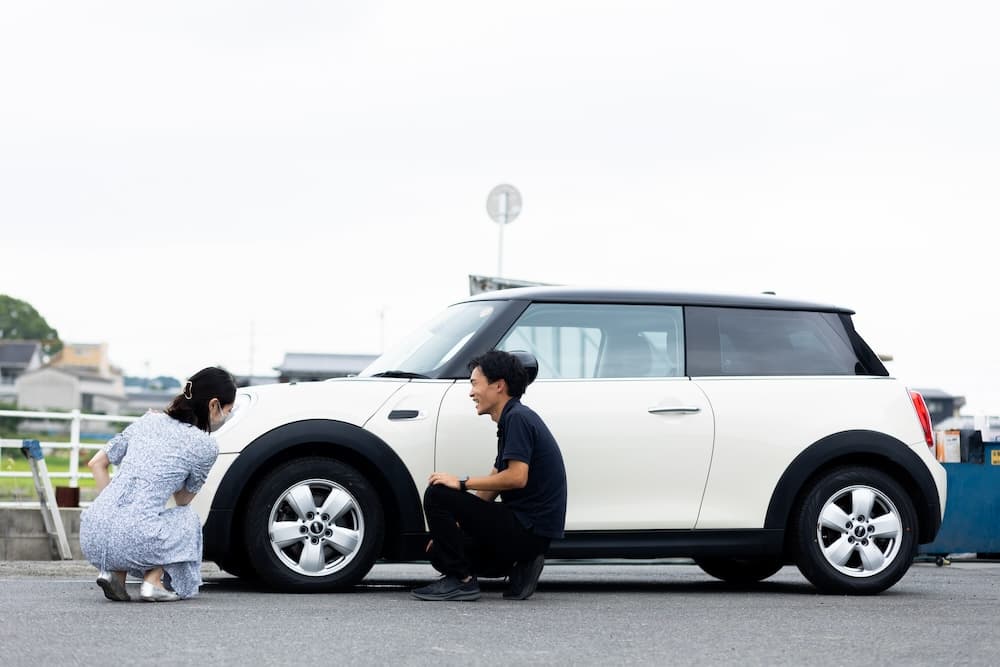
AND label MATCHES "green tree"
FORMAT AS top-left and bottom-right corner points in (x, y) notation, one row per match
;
(0, 294), (62, 356)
